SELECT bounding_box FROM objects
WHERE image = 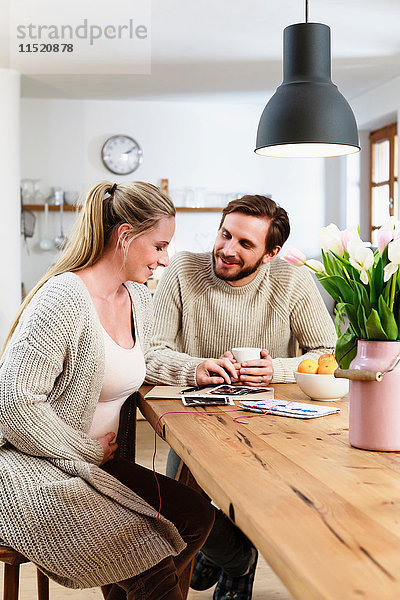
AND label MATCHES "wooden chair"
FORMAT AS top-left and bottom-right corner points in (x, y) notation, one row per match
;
(0, 545), (49, 600)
